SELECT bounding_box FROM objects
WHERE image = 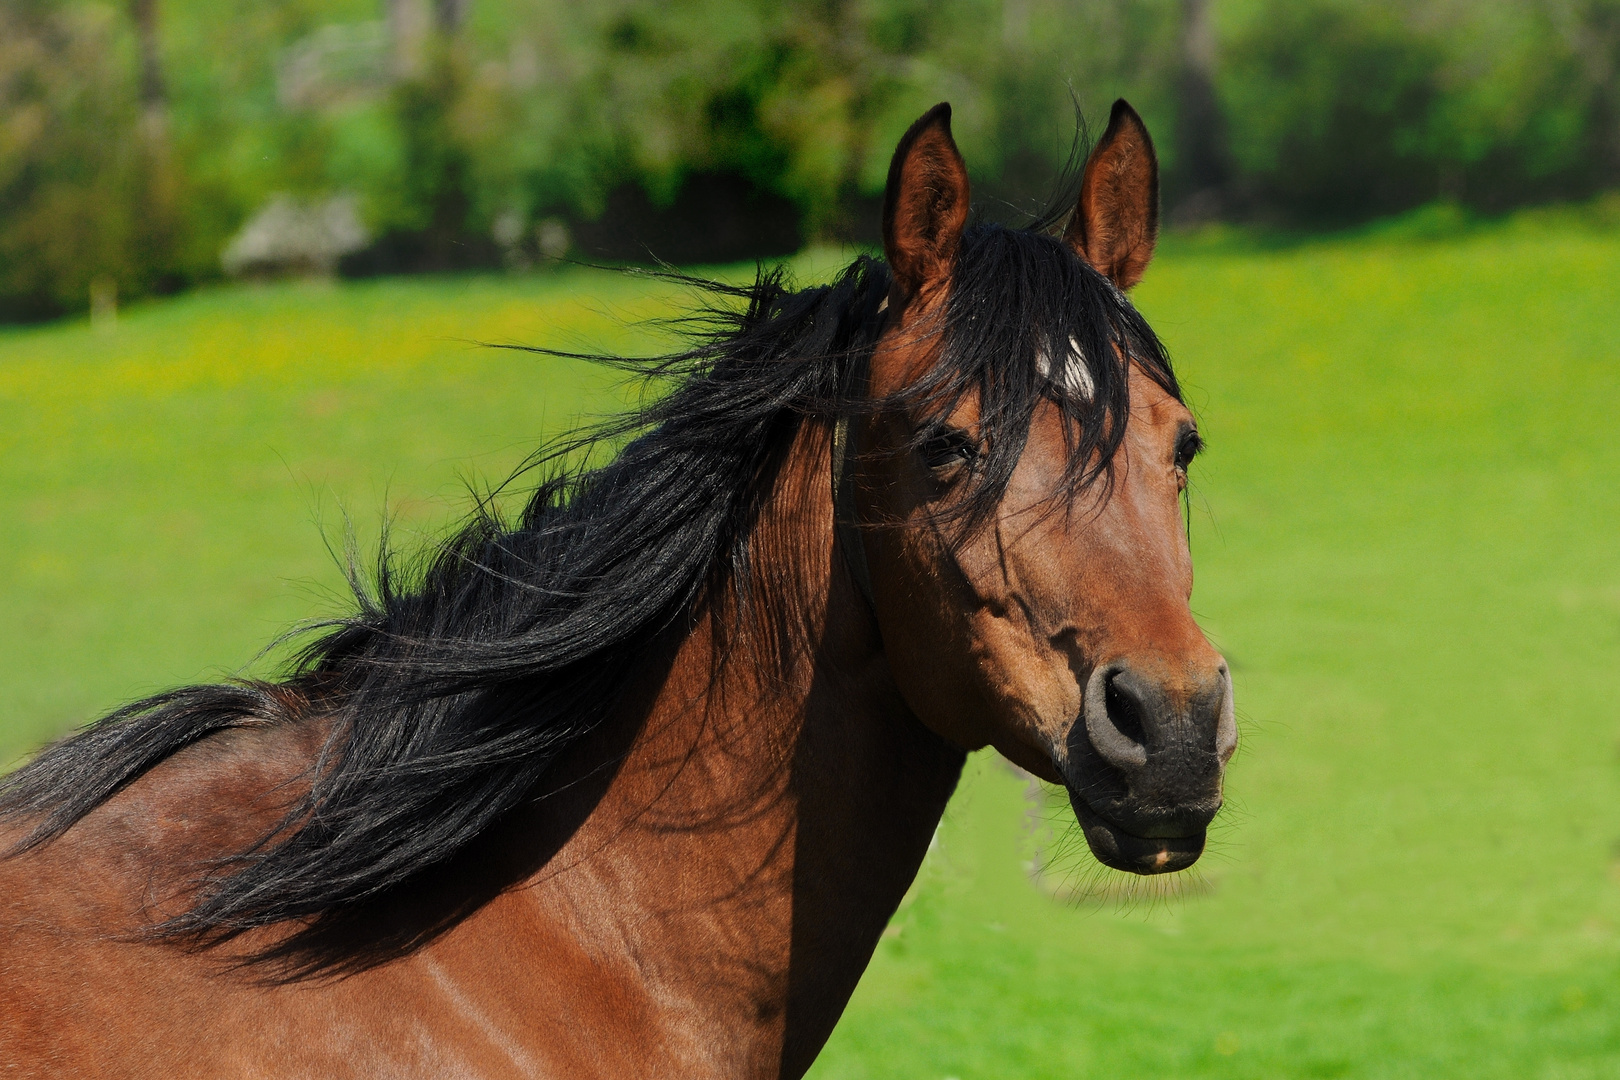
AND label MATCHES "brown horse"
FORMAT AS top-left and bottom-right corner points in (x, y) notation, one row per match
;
(0, 100), (1233, 1078)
